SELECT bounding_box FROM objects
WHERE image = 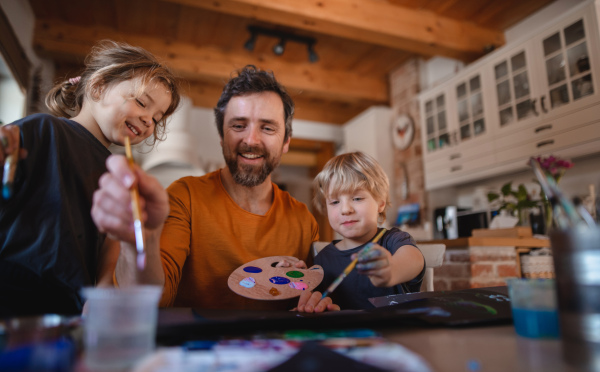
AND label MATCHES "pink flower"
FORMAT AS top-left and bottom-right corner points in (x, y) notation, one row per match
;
(531, 155), (573, 182)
